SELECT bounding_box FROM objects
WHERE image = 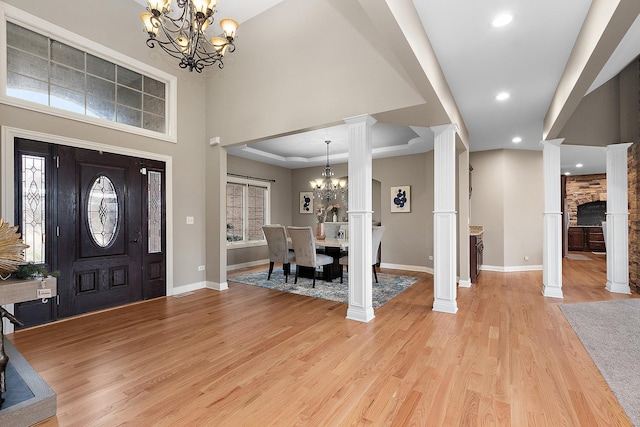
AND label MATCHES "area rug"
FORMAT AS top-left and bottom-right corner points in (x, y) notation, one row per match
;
(560, 299), (640, 426)
(565, 253), (591, 260)
(229, 268), (419, 309)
